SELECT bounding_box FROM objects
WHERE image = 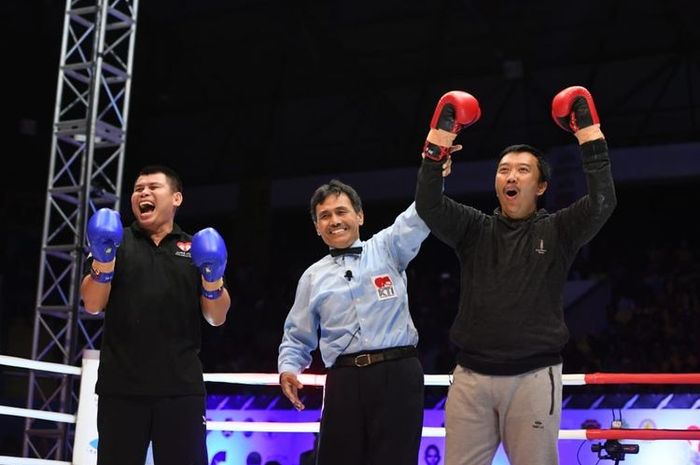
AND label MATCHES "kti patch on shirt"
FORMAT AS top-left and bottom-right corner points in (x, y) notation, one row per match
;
(372, 274), (396, 300)
(175, 241), (192, 258)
